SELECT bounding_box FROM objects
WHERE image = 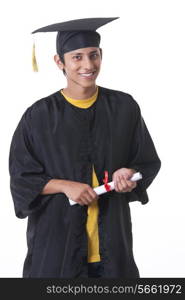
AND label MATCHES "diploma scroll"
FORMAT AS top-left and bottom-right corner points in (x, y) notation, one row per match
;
(69, 172), (142, 206)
